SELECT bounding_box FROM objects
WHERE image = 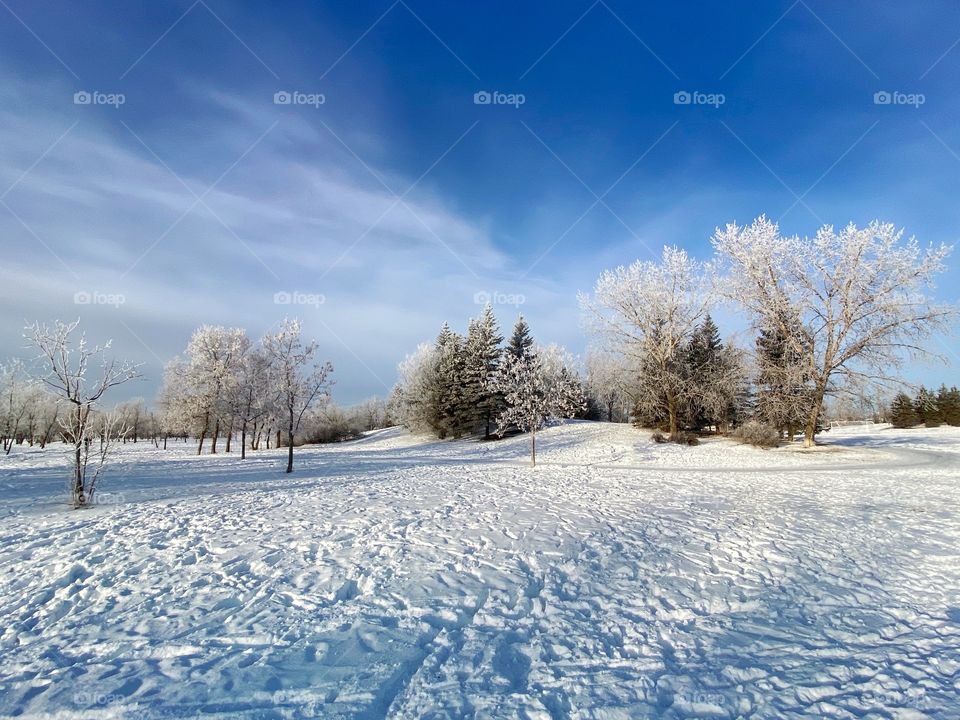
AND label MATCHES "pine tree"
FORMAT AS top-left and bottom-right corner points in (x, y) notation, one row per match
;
(507, 315), (534, 361)
(463, 305), (504, 438)
(914, 386), (940, 427)
(938, 385), (960, 426)
(755, 308), (814, 440)
(433, 323), (468, 438)
(889, 392), (919, 428)
(685, 315), (726, 431)
(490, 344), (584, 466)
